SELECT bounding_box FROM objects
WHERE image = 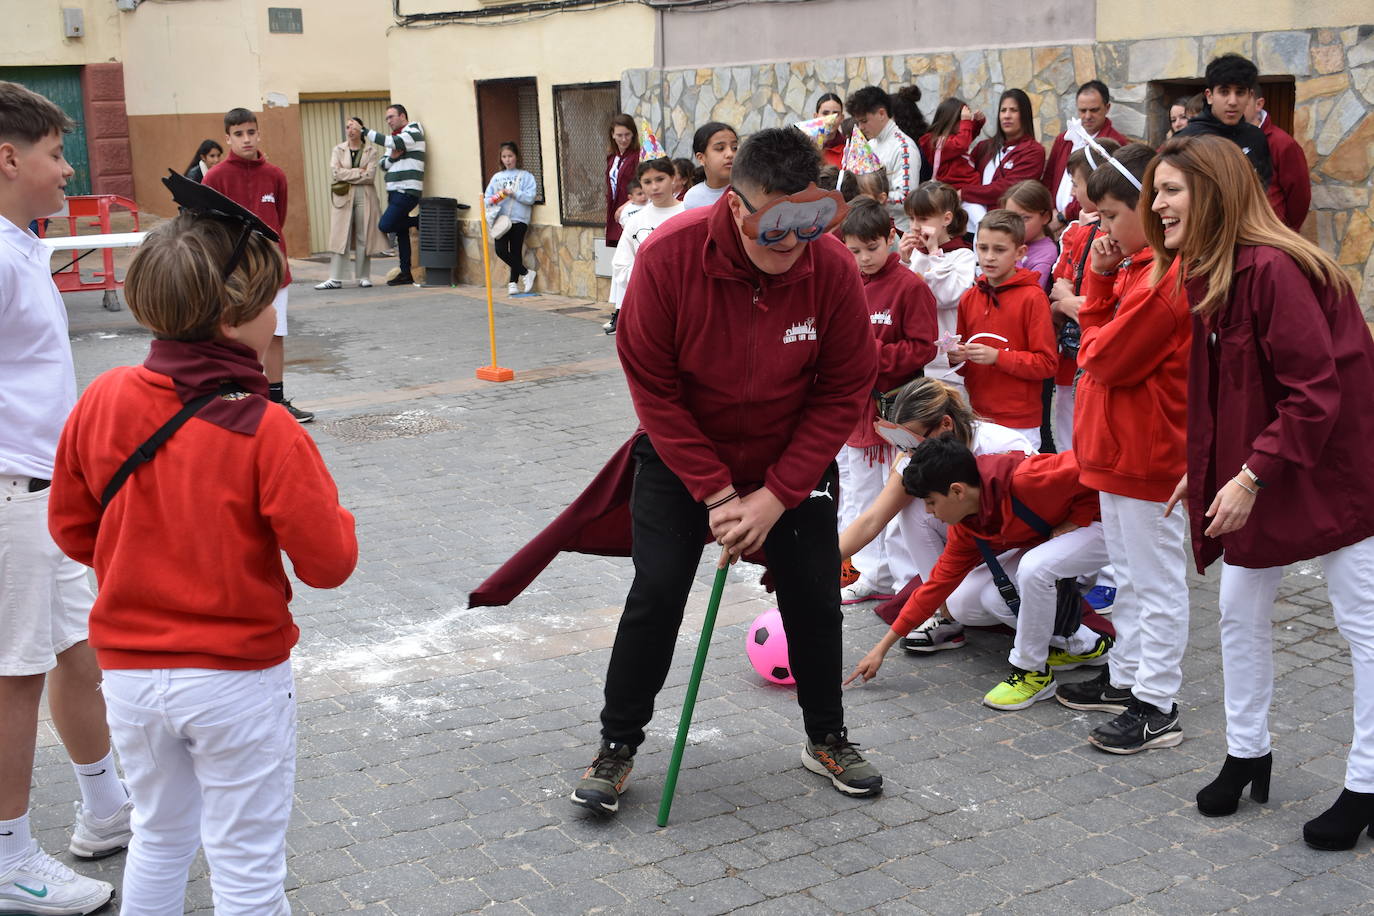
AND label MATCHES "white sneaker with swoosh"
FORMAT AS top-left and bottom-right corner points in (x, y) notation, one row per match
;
(0, 842), (113, 915)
